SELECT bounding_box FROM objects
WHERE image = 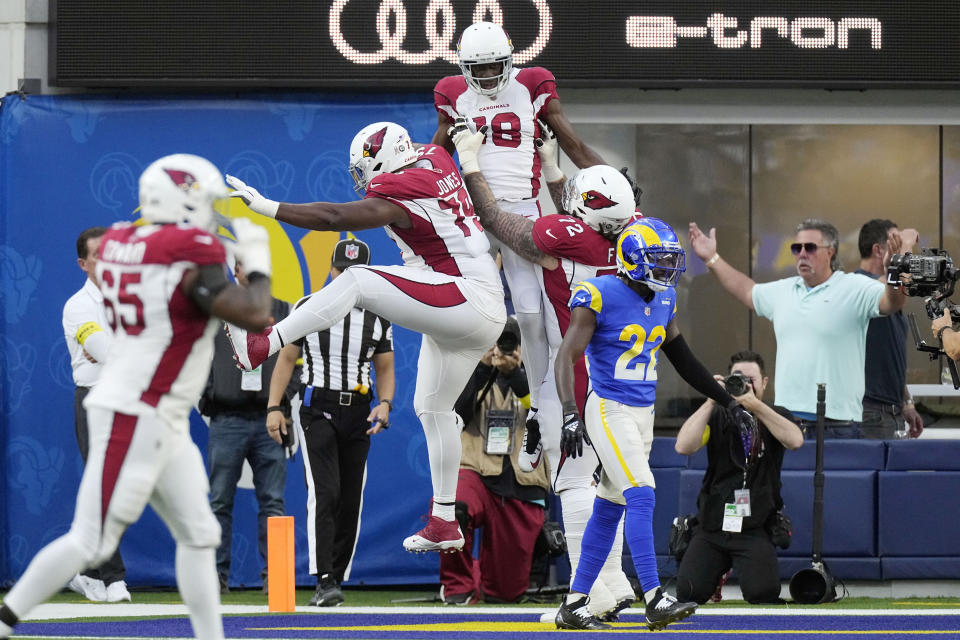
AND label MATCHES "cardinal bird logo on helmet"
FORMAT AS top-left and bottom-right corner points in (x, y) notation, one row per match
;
(581, 190), (618, 210)
(363, 127), (388, 158)
(164, 168), (199, 191)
